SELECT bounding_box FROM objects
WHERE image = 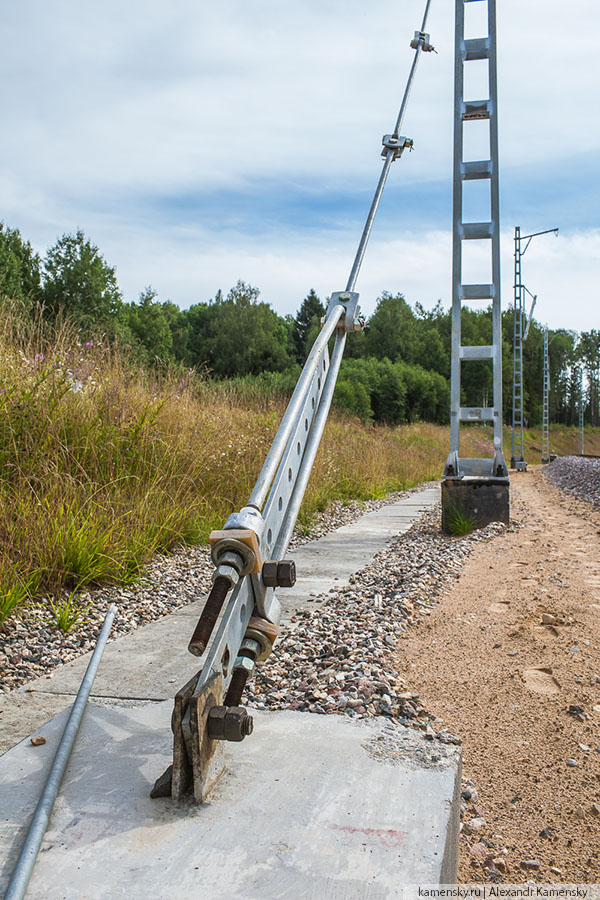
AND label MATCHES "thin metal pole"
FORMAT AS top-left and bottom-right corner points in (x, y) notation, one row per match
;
(345, 1), (433, 293)
(4, 605), (117, 900)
